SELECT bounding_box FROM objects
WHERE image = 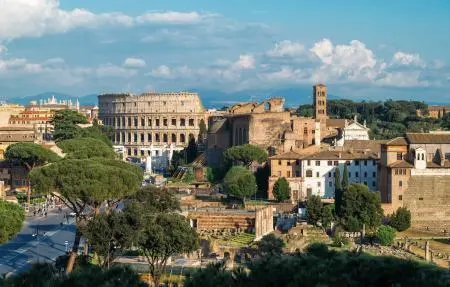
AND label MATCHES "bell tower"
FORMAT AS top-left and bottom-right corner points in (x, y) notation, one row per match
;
(313, 84), (327, 121)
